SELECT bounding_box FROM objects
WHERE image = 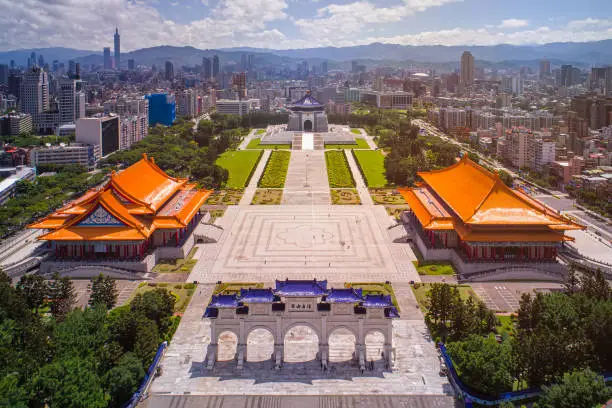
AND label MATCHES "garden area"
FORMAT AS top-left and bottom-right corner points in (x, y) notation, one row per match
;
(350, 128), (362, 135)
(258, 150), (290, 188)
(255, 129), (265, 135)
(385, 206), (409, 220)
(412, 261), (456, 276)
(204, 189), (244, 205)
(251, 189), (283, 205)
(152, 247), (198, 274)
(411, 282), (477, 311)
(214, 282), (264, 294)
(215, 150), (263, 188)
(353, 150), (388, 187)
(369, 188), (406, 205)
(324, 138), (370, 149)
(325, 150), (355, 188)
(246, 138), (291, 150)
(331, 189), (361, 205)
